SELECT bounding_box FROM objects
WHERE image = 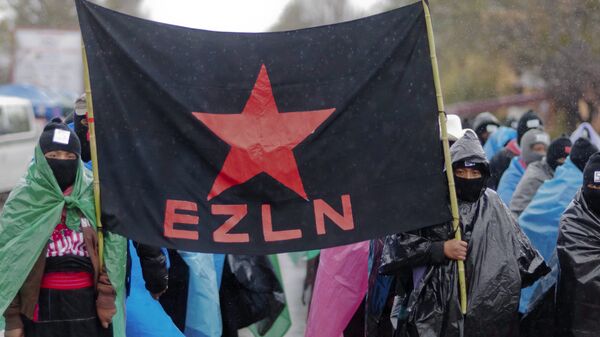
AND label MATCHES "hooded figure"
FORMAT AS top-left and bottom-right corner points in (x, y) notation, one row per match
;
(510, 137), (572, 217)
(488, 110), (543, 189)
(364, 117), (466, 337)
(472, 112), (499, 146)
(0, 119), (127, 337)
(379, 130), (548, 337)
(556, 153), (600, 337)
(497, 129), (550, 205)
(69, 95), (170, 337)
(483, 126), (517, 160)
(518, 138), (598, 313)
